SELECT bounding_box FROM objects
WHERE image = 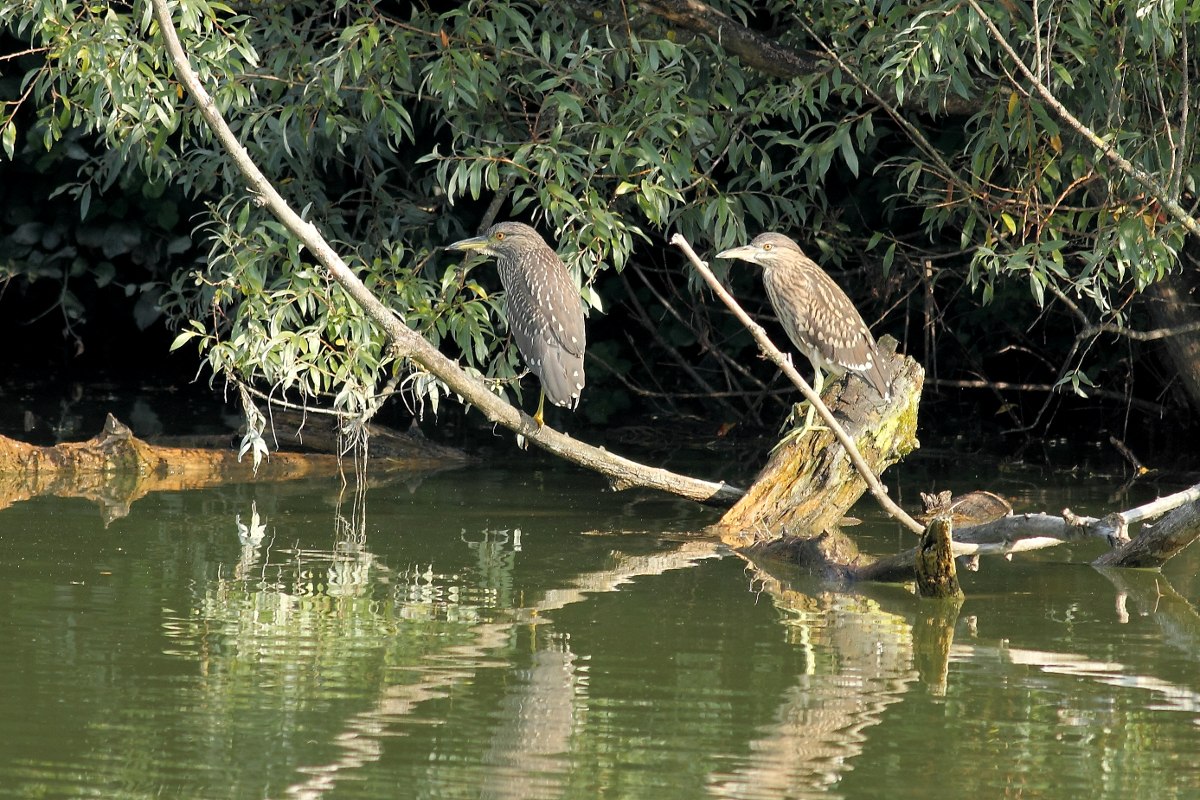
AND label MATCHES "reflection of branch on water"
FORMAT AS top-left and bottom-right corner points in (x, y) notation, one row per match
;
(279, 539), (726, 800)
(706, 562), (921, 799)
(956, 643), (1200, 719)
(1095, 568), (1200, 659)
